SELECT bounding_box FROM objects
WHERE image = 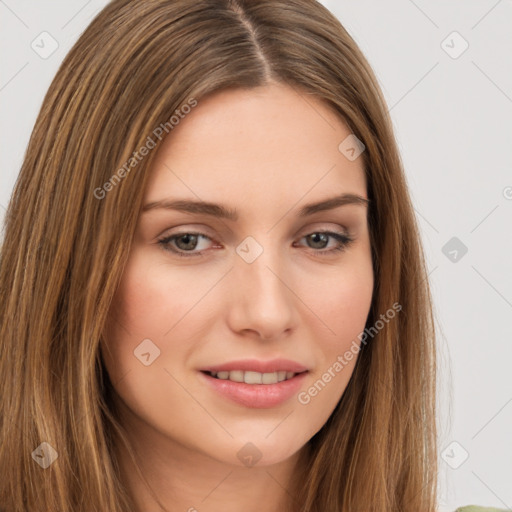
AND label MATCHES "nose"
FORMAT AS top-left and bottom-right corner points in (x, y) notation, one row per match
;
(226, 241), (299, 340)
